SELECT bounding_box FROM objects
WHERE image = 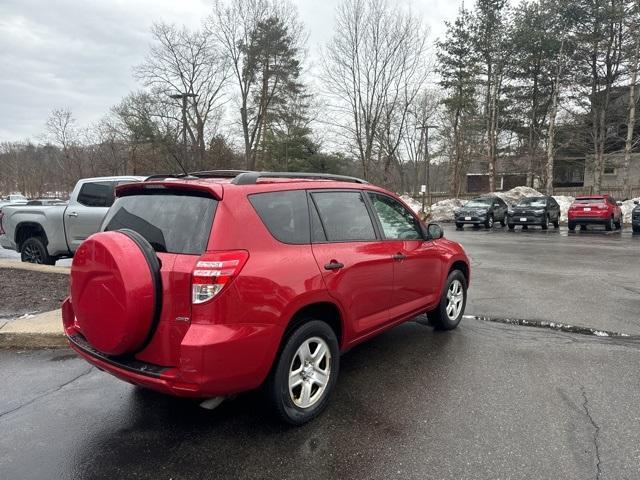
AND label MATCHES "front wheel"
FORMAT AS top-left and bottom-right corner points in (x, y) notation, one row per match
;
(605, 217), (614, 231)
(266, 320), (339, 425)
(500, 215), (507, 227)
(485, 215), (494, 229)
(541, 215), (549, 230)
(455, 223), (463, 229)
(20, 237), (56, 265)
(428, 270), (467, 330)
